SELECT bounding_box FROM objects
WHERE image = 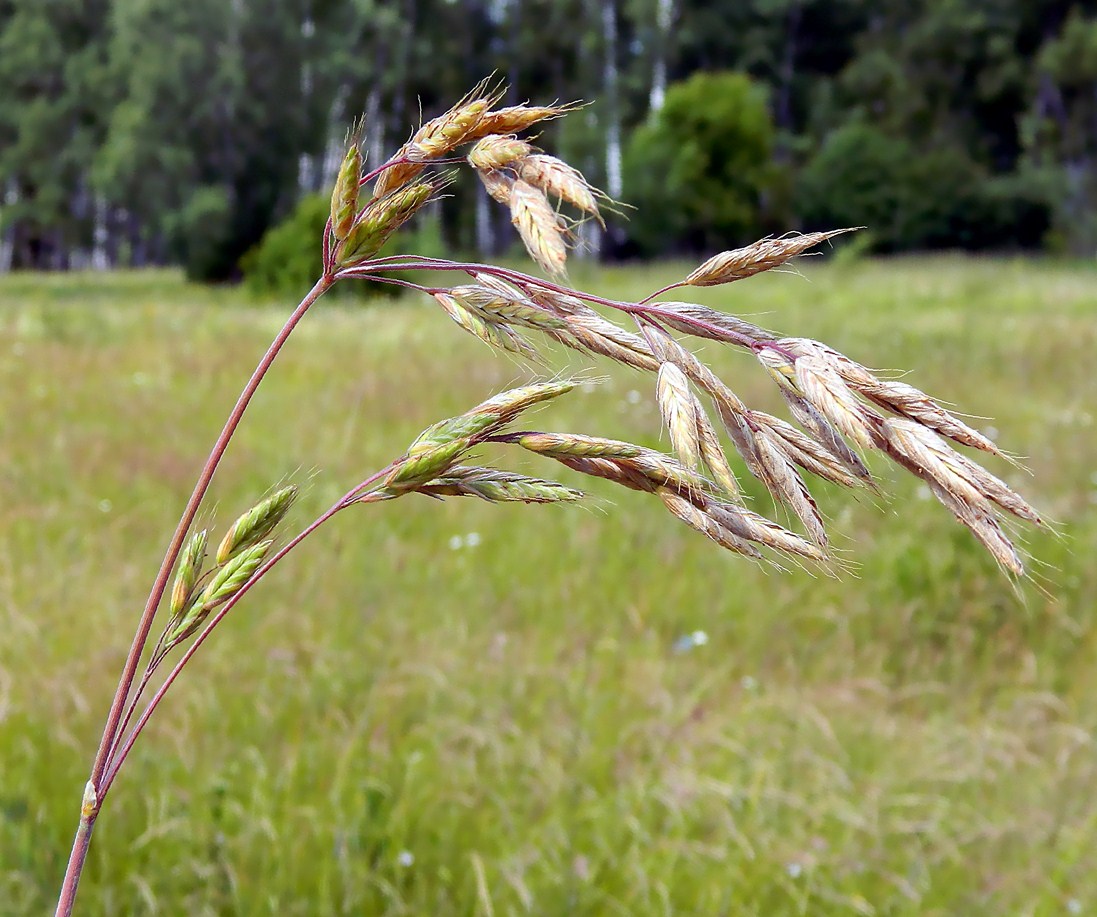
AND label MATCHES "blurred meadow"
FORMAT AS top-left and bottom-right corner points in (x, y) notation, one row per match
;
(2, 256), (1096, 915)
